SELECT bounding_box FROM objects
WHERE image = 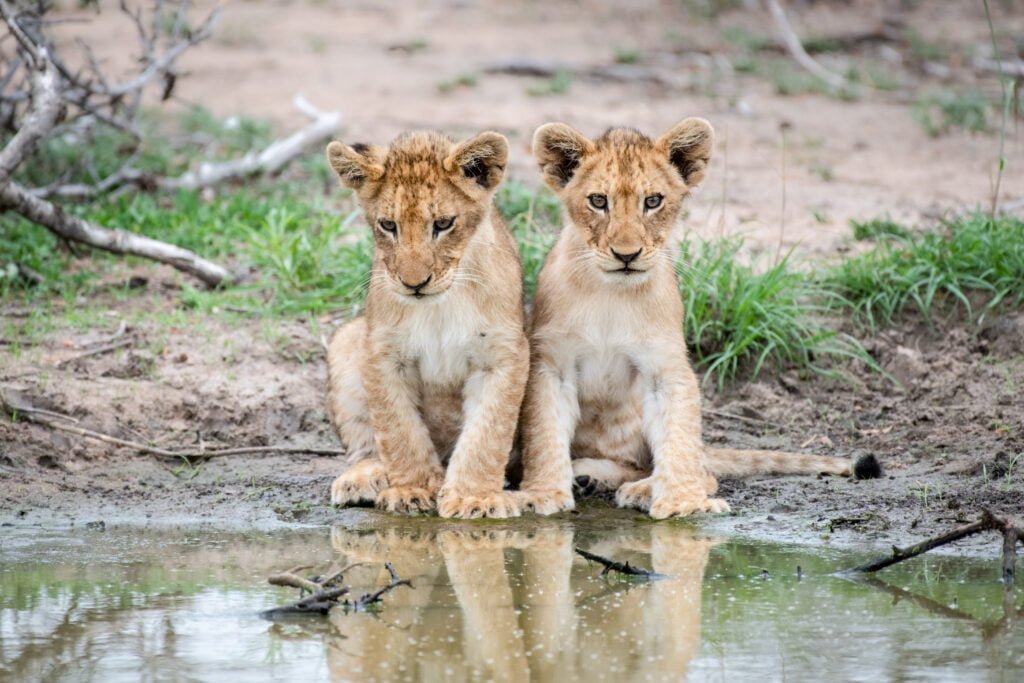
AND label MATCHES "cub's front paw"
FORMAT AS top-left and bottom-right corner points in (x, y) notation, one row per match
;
(648, 493), (730, 520)
(615, 477), (653, 511)
(516, 488), (575, 515)
(330, 462), (388, 506)
(376, 486), (437, 514)
(437, 489), (521, 519)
